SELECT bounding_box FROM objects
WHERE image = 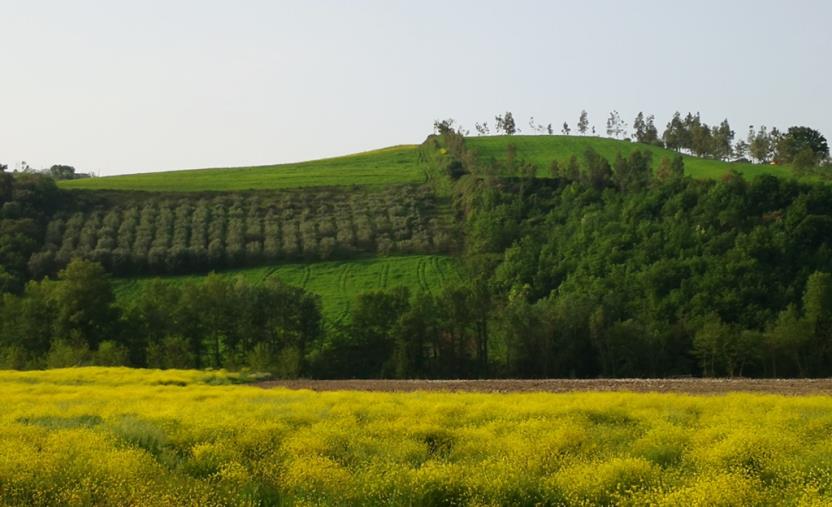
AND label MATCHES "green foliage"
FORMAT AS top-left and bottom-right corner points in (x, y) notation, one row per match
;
(146, 335), (195, 370)
(93, 340), (129, 366)
(48, 165), (76, 180)
(0, 258), (326, 375)
(0, 173), (61, 292)
(58, 145), (424, 191)
(45, 339), (89, 368)
(452, 139), (832, 377)
(777, 126), (829, 164)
